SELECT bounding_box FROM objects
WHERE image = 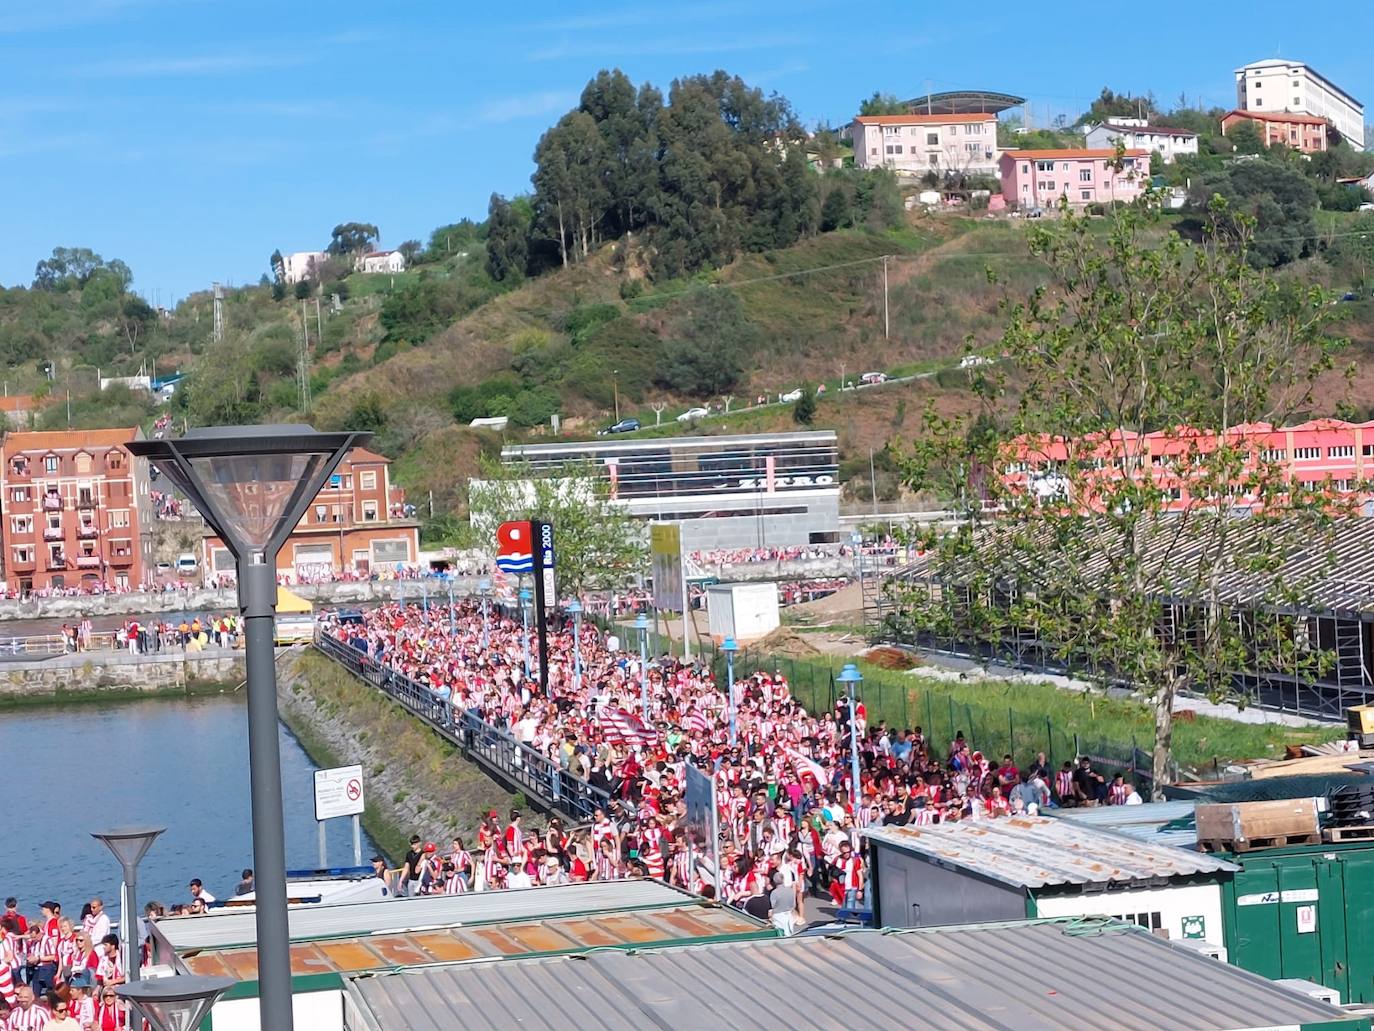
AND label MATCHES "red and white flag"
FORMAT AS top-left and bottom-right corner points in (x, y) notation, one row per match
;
(785, 747), (828, 787)
(684, 709), (711, 735)
(602, 707), (659, 747)
(0, 964), (15, 1006)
